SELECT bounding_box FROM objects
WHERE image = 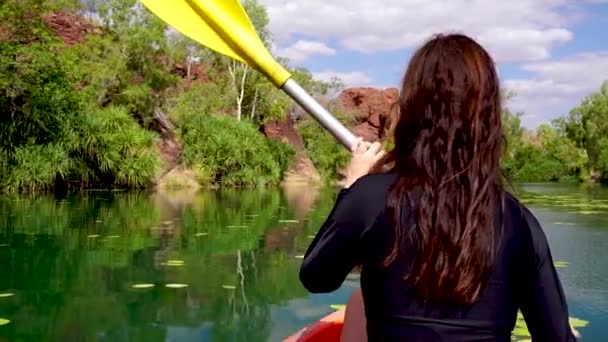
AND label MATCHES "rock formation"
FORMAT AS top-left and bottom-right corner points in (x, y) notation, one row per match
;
(336, 87), (400, 142)
(261, 119), (322, 184)
(43, 12), (101, 46)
